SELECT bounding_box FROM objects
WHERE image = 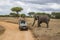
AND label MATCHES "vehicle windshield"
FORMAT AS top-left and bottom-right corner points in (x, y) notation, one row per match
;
(20, 20), (25, 24)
